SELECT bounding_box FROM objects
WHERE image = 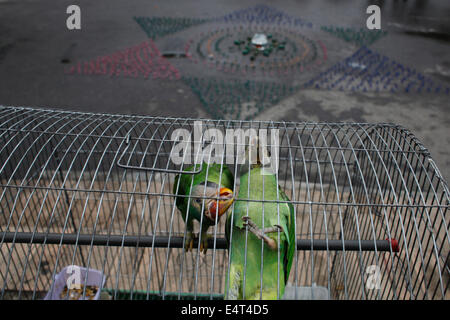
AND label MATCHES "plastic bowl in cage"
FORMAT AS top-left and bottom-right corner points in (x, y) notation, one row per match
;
(44, 265), (106, 300)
